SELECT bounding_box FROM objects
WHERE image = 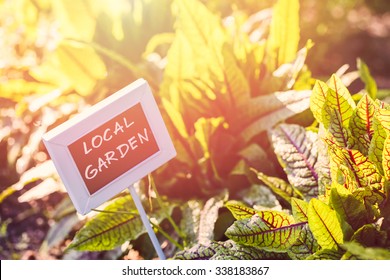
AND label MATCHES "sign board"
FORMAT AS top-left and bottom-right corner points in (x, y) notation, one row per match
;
(42, 79), (176, 215)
